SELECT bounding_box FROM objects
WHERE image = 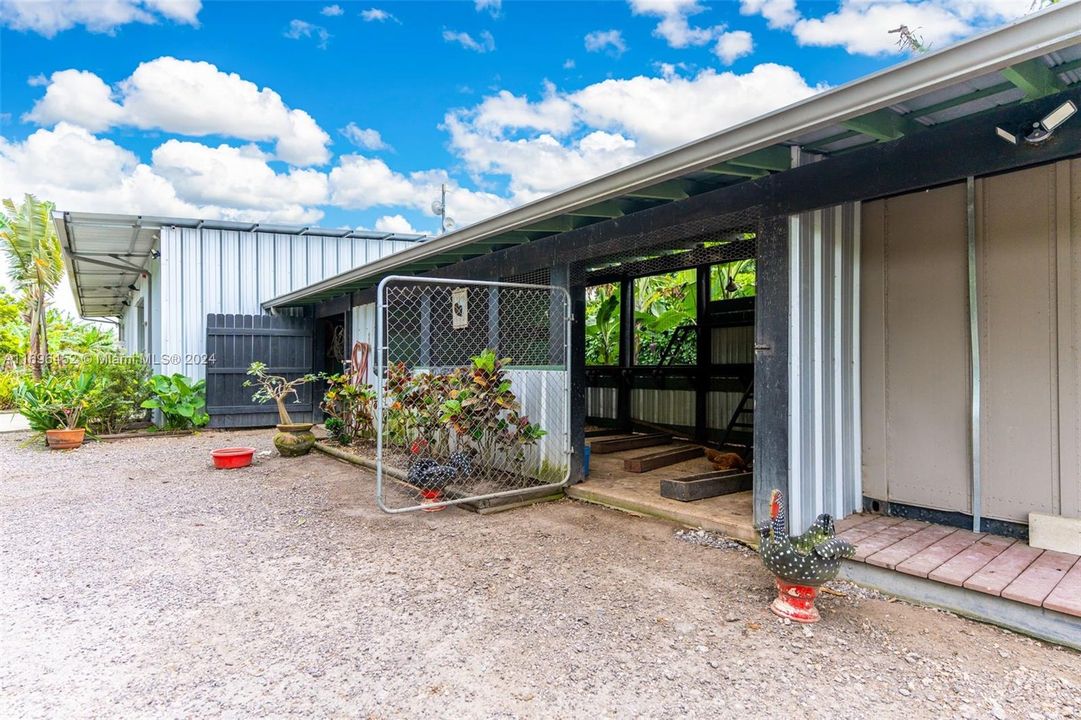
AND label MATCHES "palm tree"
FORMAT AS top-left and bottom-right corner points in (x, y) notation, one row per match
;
(0, 195), (64, 379)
